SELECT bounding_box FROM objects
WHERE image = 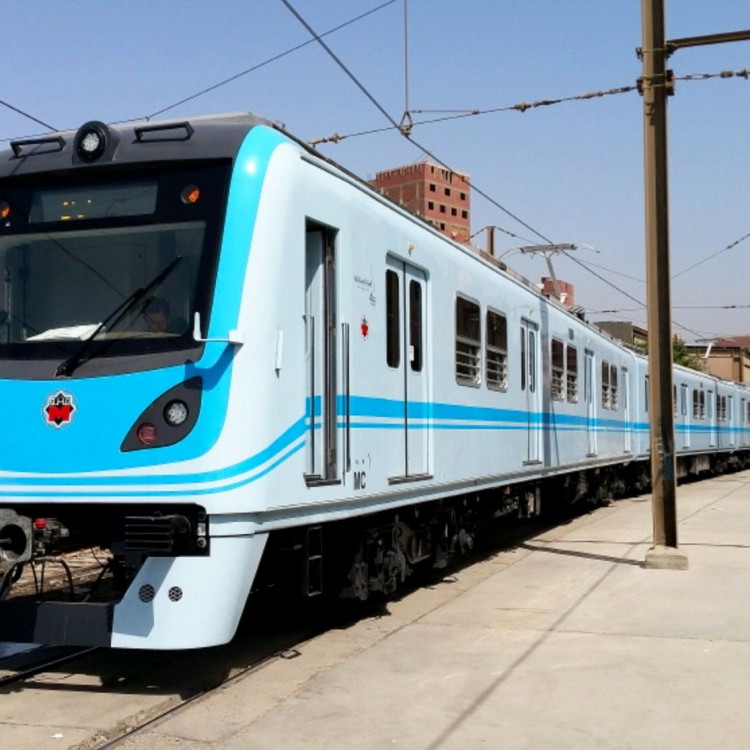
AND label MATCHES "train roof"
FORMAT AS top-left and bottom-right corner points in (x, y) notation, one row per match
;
(0, 112), (281, 178)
